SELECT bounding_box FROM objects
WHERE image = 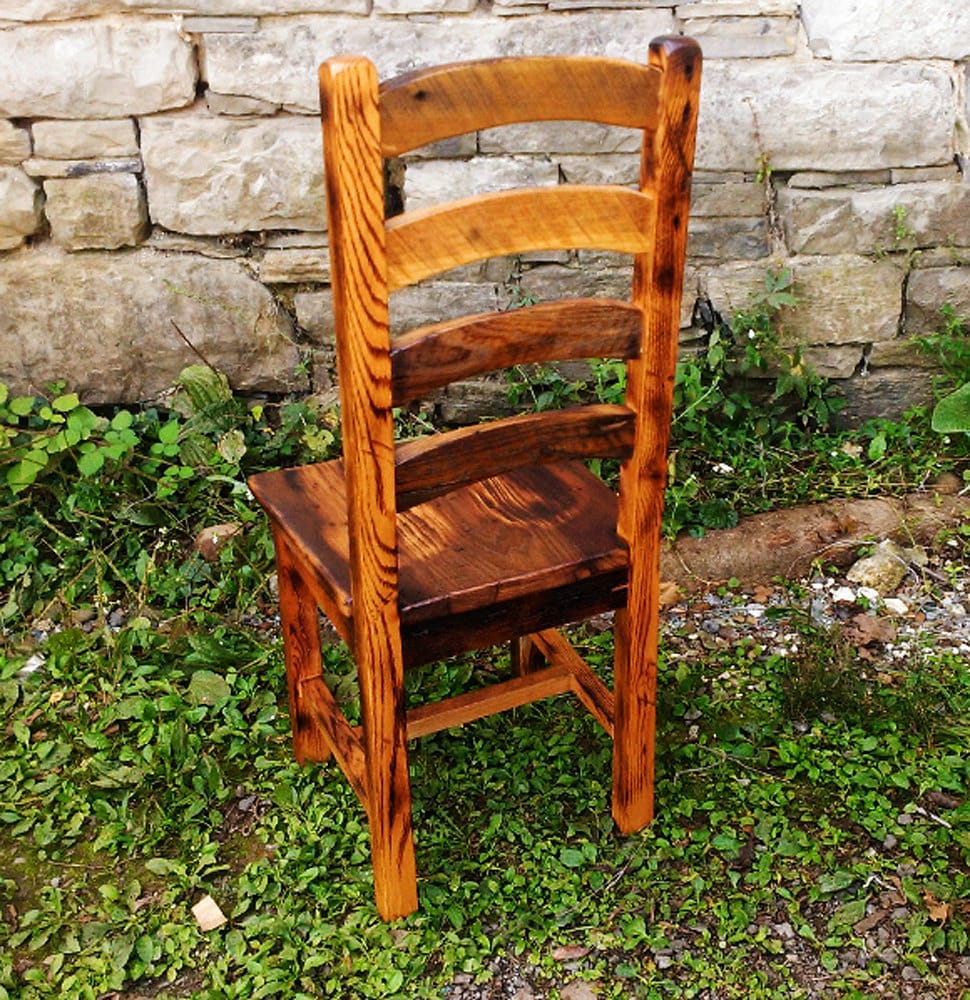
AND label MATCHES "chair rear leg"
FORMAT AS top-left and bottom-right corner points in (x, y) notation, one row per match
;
(611, 608), (657, 833)
(274, 530), (333, 765)
(511, 634), (547, 676)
